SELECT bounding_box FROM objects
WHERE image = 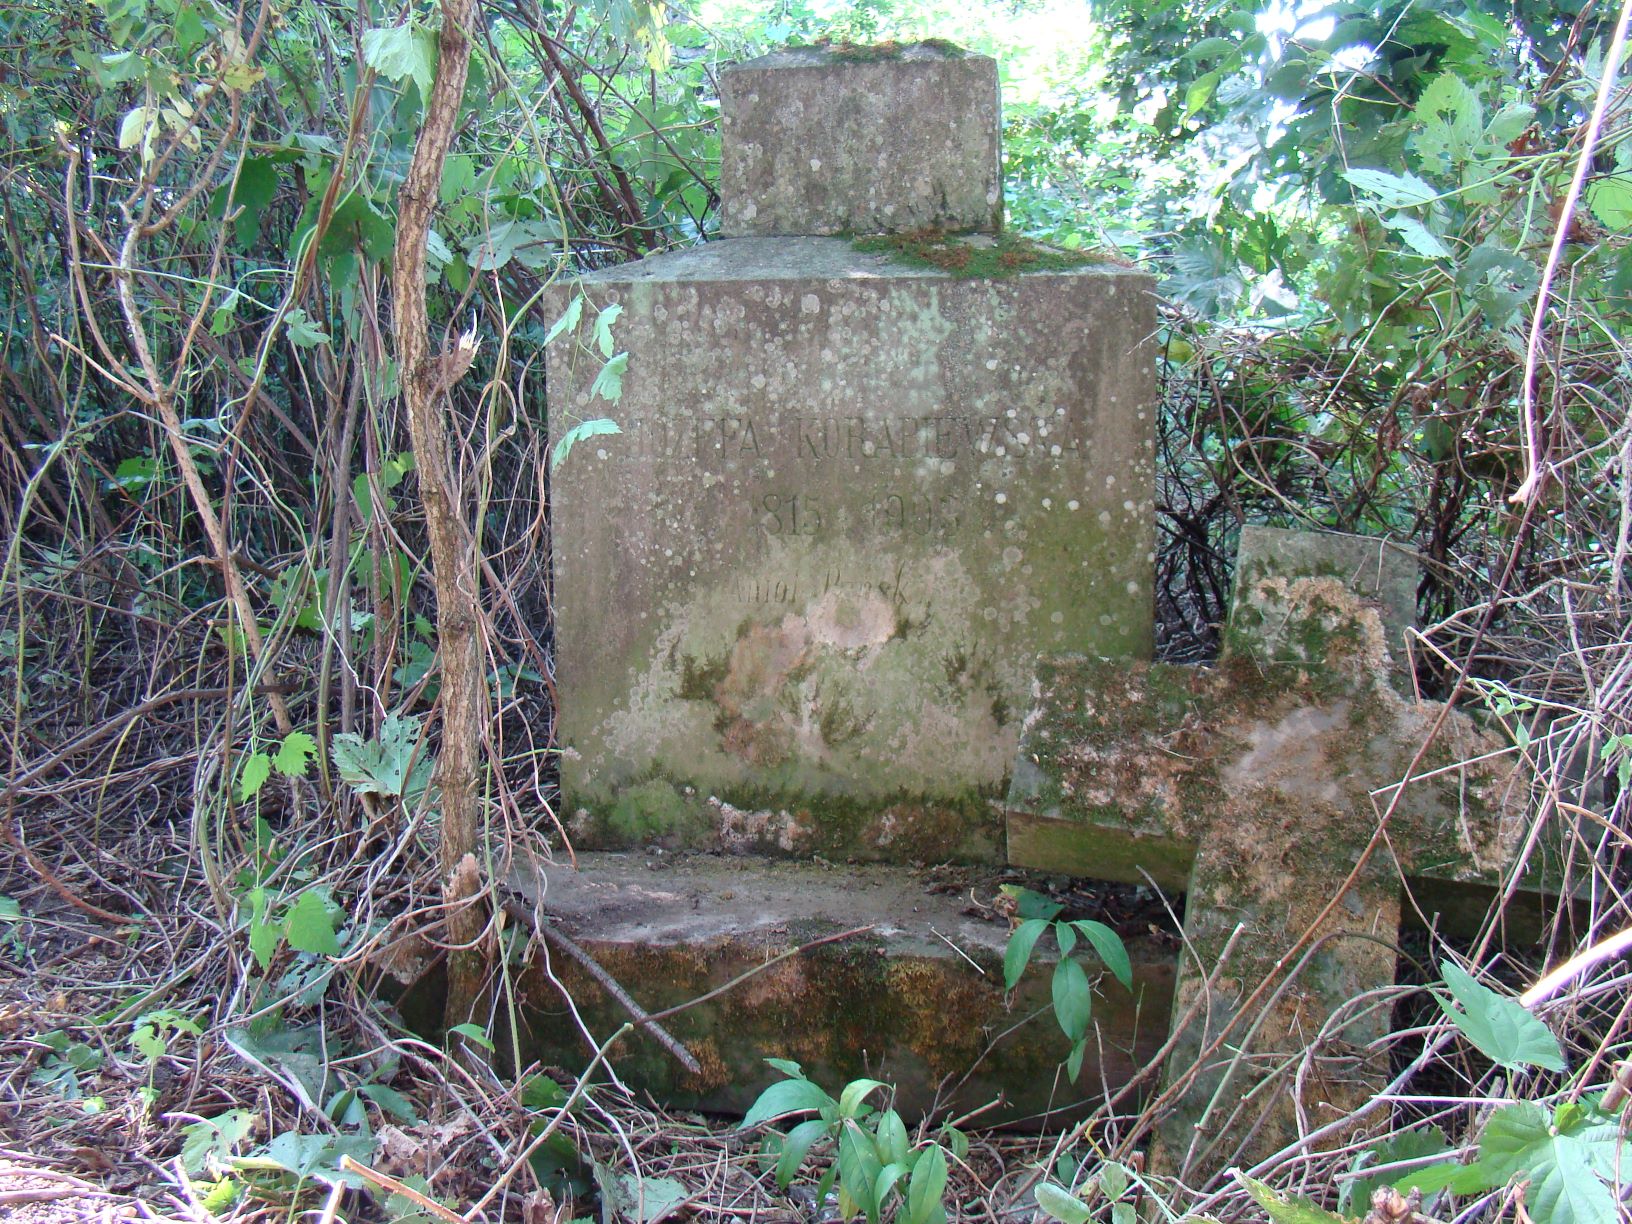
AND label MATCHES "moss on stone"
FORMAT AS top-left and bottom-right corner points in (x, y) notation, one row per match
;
(853, 230), (1119, 278)
(814, 38), (968, 63)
